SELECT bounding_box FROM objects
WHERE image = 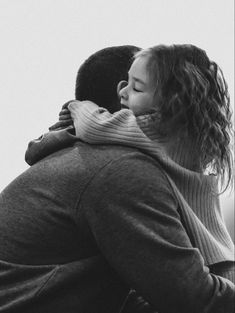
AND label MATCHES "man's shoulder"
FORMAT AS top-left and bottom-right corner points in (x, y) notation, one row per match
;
(77, 141), (144, 157)
(27, 141), (168, 193)
(73, 141), (162, 171)
(77, 142), (170, 188)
